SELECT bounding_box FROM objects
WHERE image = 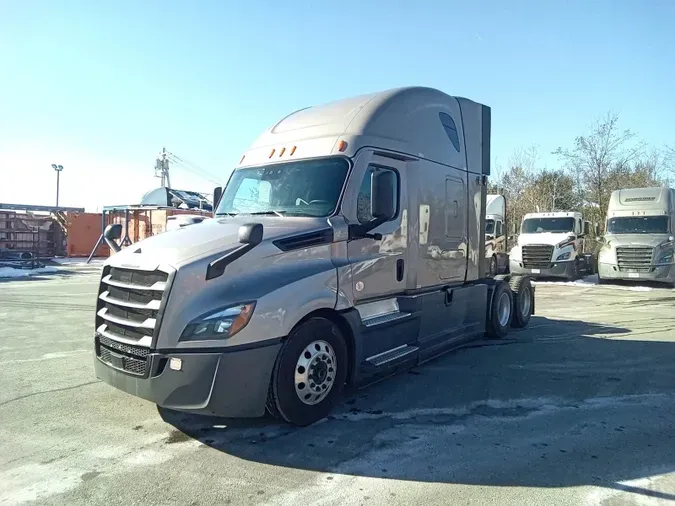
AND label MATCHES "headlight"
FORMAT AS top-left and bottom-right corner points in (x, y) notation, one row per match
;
(180, 302), (256, 341)
(556, 251), (571, 261)
(657, 254), (673, 265)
